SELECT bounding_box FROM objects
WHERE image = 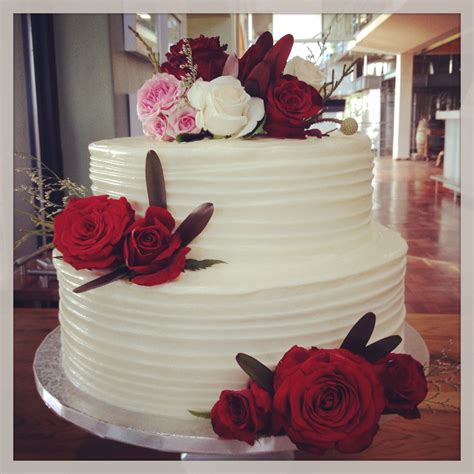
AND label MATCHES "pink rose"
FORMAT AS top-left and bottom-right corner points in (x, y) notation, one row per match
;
(137, 73), (185, 120)
(168, 105), (201, 138)
(142, 113), (171, 140)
